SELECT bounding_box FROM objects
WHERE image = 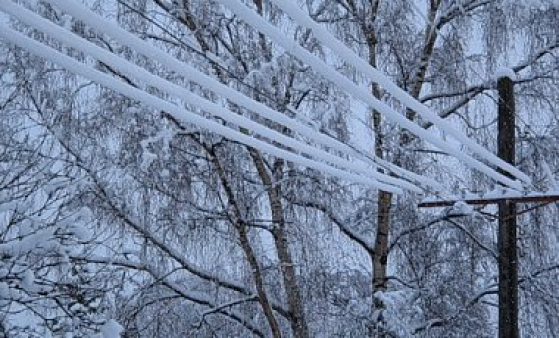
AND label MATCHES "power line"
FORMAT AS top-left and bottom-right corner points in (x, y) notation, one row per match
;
(0, 23), (406, 193)
(76, 0), (440, 188)
(0, 0), (434, 192)
(269, 0), (531, 186)
(218, 0), (526, 189)
(112, 1), (402, 178)
(114, 0), (419, 180)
